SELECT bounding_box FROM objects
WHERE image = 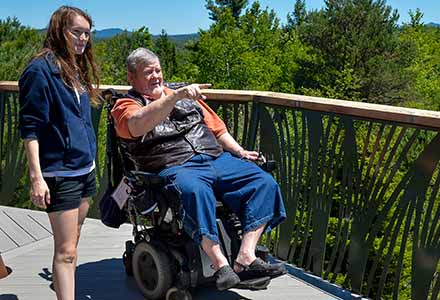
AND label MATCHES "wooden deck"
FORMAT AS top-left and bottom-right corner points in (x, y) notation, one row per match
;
(0, 205), (342, 300)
